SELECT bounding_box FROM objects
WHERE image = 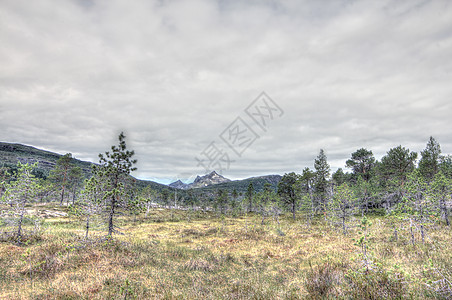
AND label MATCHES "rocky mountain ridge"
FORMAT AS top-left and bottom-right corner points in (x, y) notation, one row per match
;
(169, 171), (231, 189)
